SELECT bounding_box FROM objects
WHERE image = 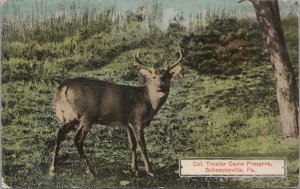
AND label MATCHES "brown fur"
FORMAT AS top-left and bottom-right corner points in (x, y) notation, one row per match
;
(49, 56), (182, 178)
